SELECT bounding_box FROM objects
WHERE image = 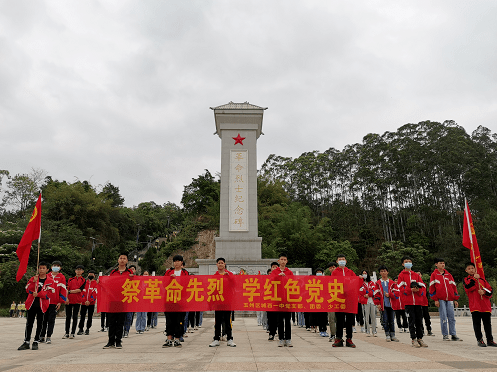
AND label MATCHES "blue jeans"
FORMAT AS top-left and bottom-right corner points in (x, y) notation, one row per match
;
(438, 300), (456, 336)
(199, 312), (203, 326)
(124, 312), (134, 332)
(135, 312), (147, 332)
(382, 306), (395, 337)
